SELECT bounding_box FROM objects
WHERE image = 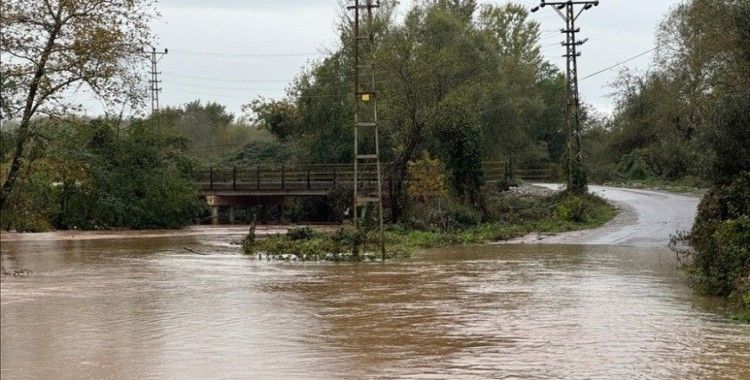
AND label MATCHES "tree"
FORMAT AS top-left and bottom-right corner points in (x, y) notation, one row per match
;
(156, 101), (253, 160)
(0, 0), (154, 211)
(246, 98), (300, 142)
(378, 0), (490, 217)
(593, 0), (749, 184)
(407, 151), (450, 229)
